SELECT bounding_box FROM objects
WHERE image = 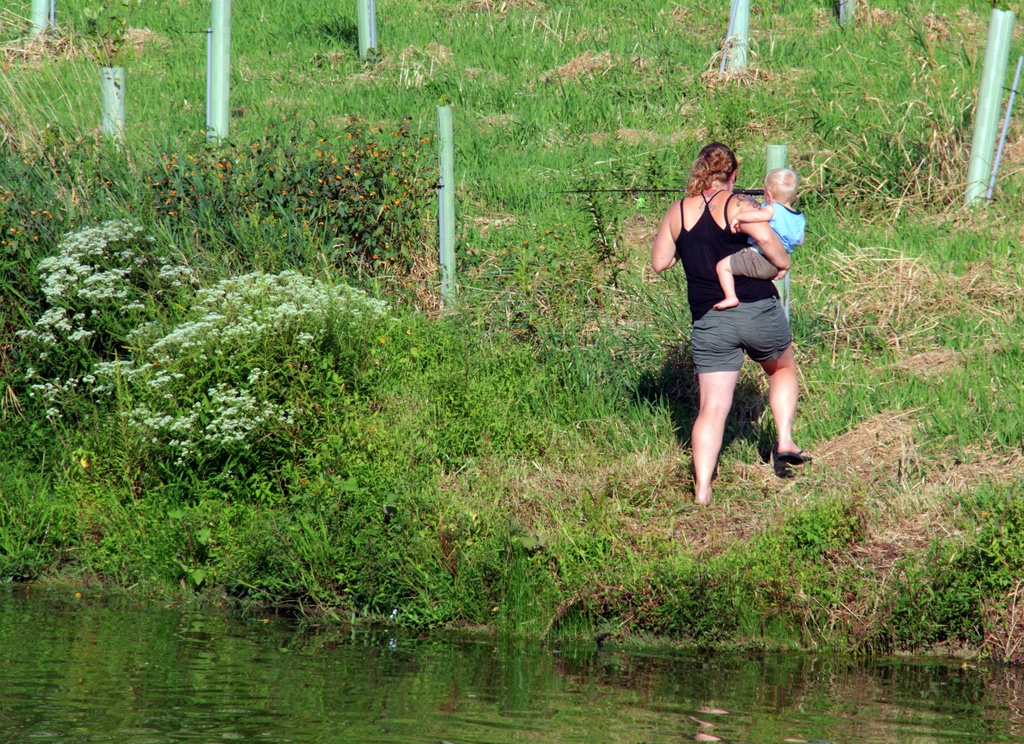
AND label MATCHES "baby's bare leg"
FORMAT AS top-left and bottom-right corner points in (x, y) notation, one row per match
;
(714, 255), (740, 310)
